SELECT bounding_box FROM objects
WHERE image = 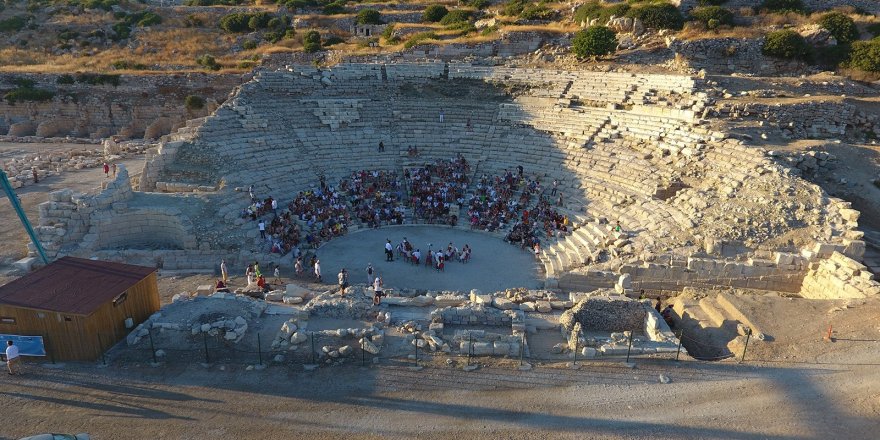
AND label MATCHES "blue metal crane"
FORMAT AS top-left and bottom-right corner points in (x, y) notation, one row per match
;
(0, 169), (50, 265)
